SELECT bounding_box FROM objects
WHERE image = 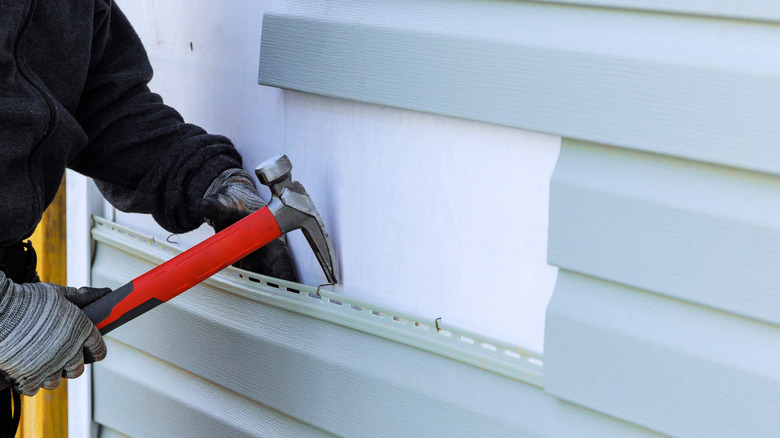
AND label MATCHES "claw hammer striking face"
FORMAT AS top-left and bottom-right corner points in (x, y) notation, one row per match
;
(85, 154), (339, 334)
